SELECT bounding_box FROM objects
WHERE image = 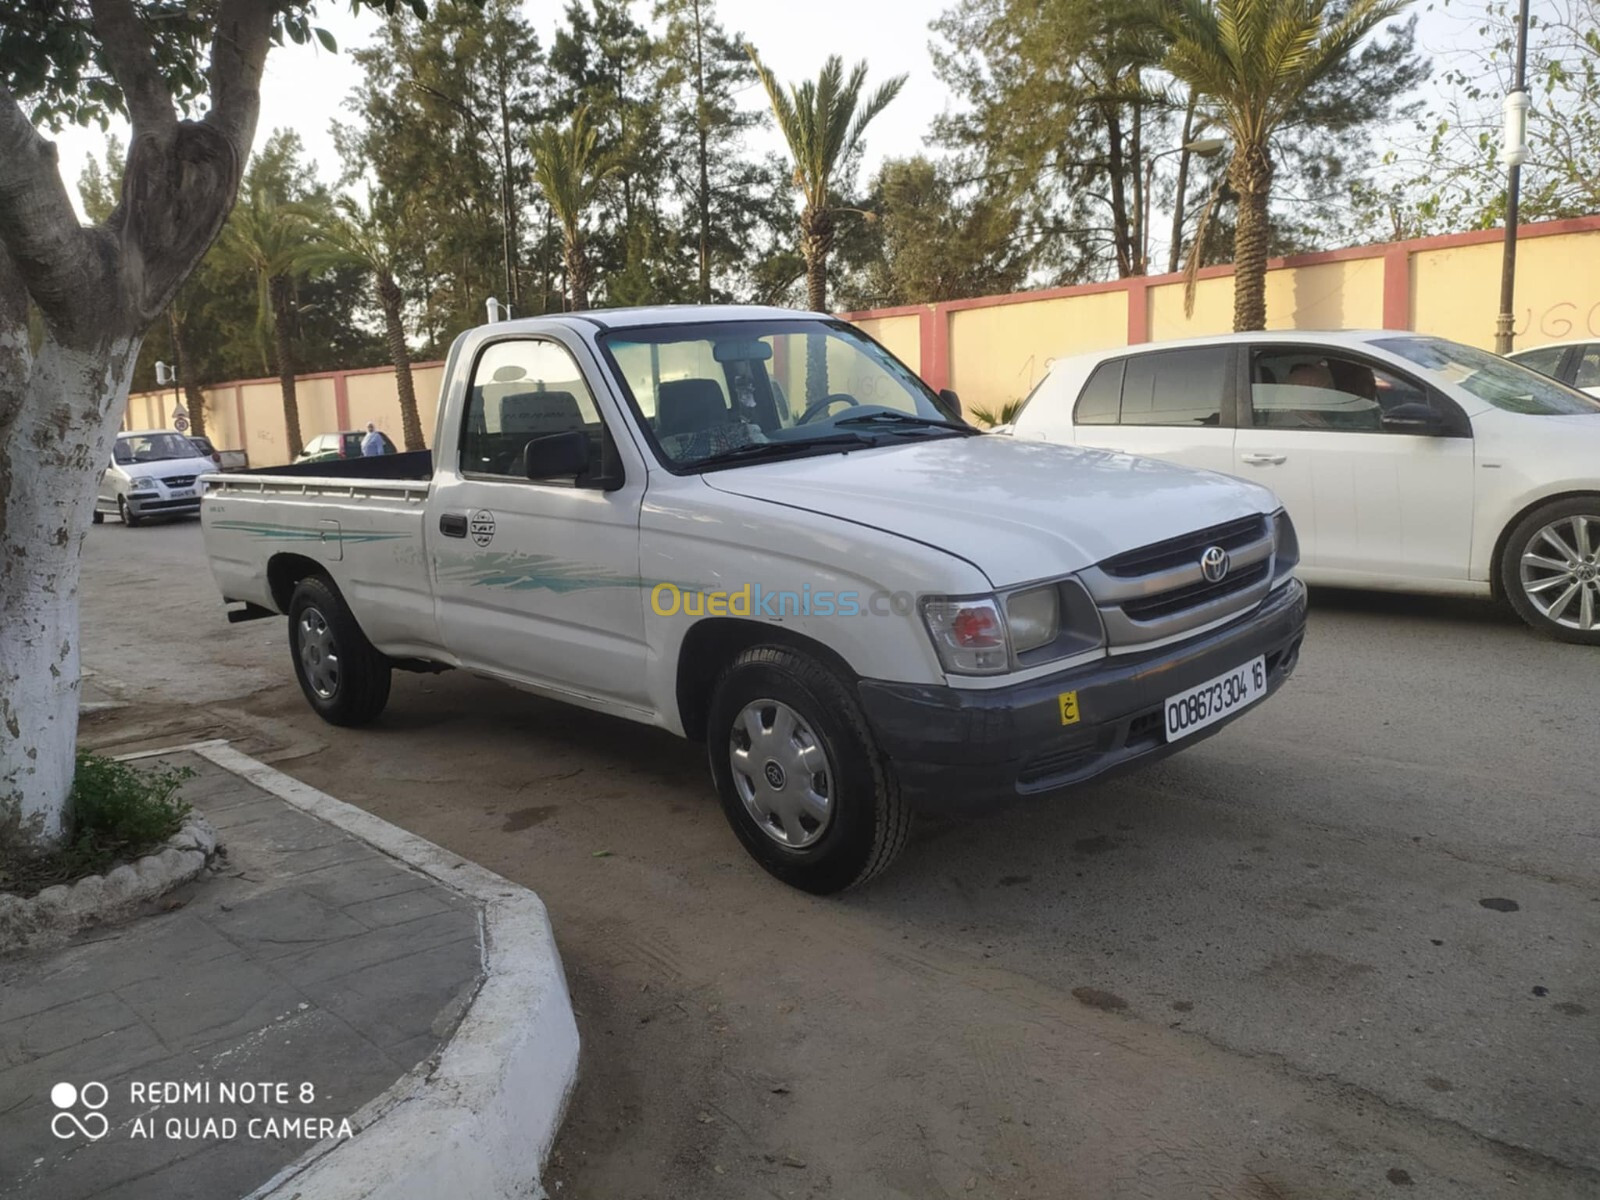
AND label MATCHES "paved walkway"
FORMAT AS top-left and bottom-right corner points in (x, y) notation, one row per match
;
(0, 751), (483, 1200)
